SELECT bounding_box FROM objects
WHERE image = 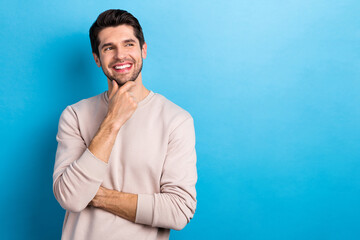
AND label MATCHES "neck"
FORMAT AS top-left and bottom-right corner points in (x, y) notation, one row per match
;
(107, 73), (150, 103)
